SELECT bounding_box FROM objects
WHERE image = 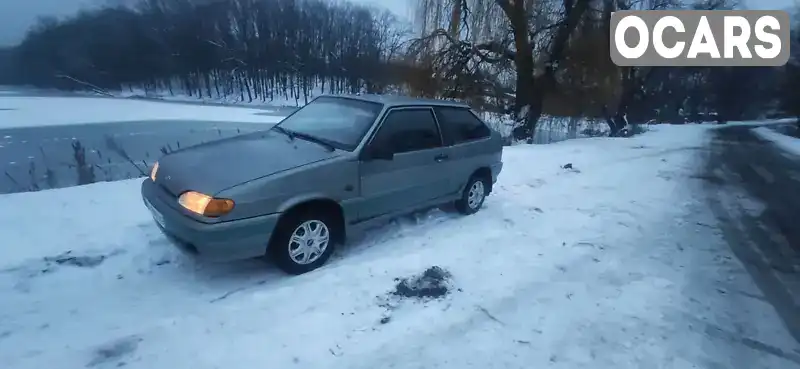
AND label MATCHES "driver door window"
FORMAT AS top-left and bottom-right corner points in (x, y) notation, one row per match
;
(370, 109), (442, 154)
